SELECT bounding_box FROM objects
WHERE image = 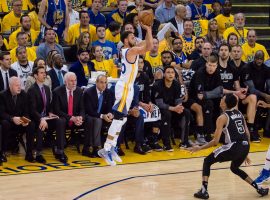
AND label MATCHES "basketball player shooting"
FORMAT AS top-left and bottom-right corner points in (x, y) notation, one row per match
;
(188, 94), (269, 199)
(98, 23), (153, 166)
